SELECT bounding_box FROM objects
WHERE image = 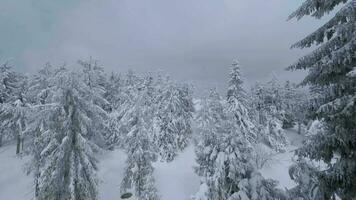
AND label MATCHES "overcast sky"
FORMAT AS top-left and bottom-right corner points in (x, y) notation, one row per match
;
(0, 0), (328, 95)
